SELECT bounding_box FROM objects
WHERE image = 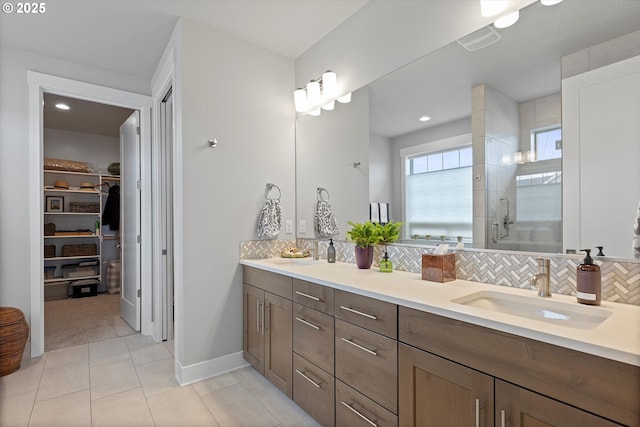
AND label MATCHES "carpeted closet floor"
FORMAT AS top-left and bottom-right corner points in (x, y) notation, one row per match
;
(44, 293), (137, 351)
